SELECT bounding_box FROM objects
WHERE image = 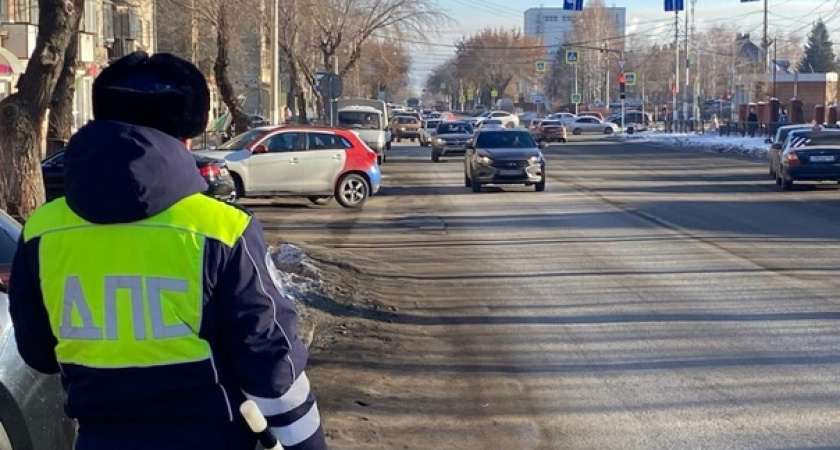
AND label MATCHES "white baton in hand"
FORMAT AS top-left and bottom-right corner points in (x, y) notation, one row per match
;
(240, 400), (284, 450)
